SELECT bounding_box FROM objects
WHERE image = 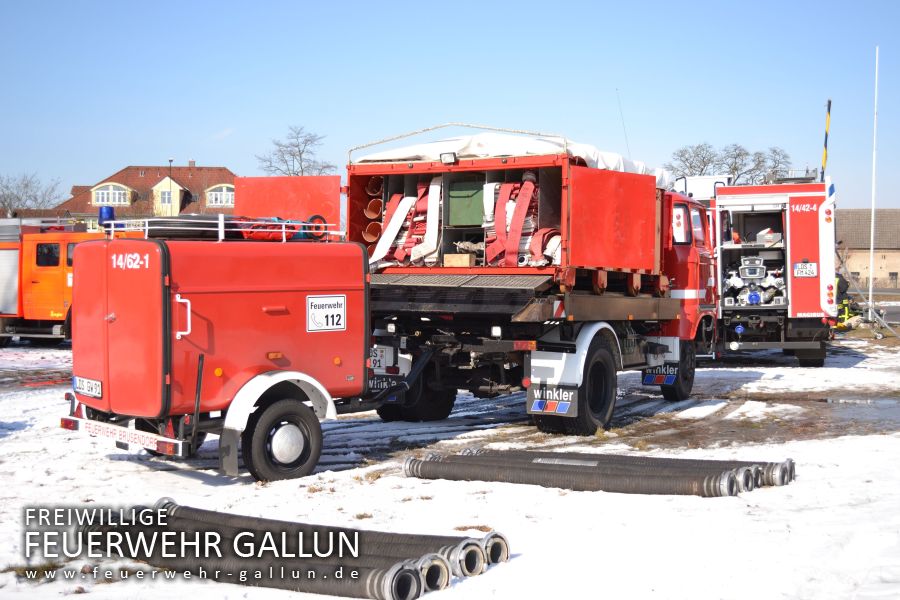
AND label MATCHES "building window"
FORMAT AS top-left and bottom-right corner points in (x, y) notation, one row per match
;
(94, 184), (129, 205)
(161, 190), (172, 205)
(890, 272), (898, 287)
(851, 272), (860, 281)
(139, 169), (145, 177)
(207, 185), (235, 207)
(36, 243), (60, 267)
